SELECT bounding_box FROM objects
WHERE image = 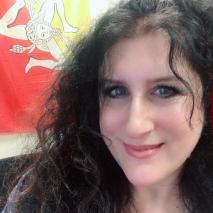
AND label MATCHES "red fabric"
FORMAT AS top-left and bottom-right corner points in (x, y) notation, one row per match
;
(0, 0), (57, 132)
